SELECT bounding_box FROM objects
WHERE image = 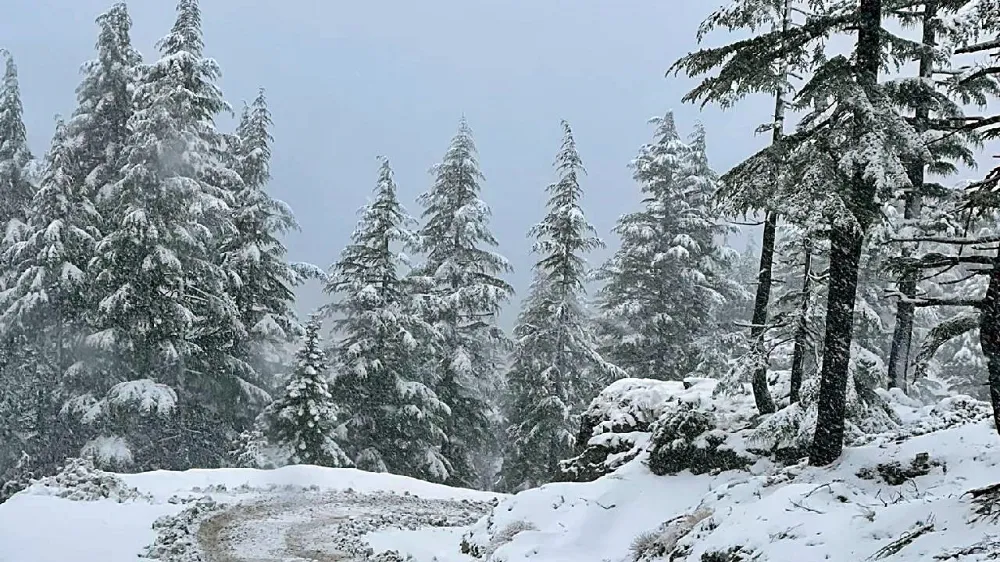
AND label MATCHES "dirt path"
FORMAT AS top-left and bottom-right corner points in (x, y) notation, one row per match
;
(194, 490), (490, 562)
